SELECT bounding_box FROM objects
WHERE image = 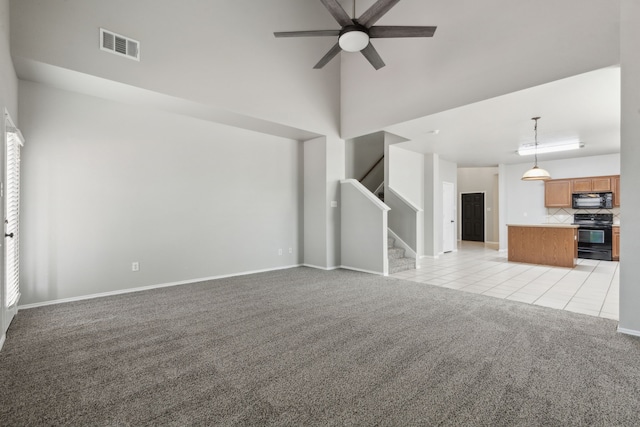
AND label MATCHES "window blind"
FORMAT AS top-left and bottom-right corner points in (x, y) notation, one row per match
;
(5, 126), (23, 308)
